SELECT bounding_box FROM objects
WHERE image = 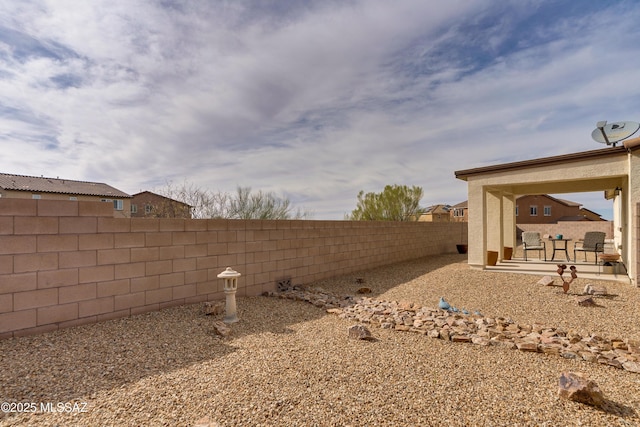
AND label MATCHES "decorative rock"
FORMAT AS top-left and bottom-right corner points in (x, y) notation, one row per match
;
(471, 336), (490, 346)
(580, 352), (598, 363)
(558, 372), (606, 408)
(622, 361), (640, 373)
(357, 287), (371, 294)
(348, 324), (374, 340)
(202, 301), (225, 316)
(537, 276), (555, 286)
(628, 340), (640, 354)
(560, 351), (579, 359)
(540, 344), (562, 355)
(427, 329), (440, 339)
(612, 340), (627, 350)
(271, 287), (640, 375)
(516, 342), (539, 352)
(584, 284), (608, 296)
(575, 296), (597, 307)
(212, 321), (231, 337)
